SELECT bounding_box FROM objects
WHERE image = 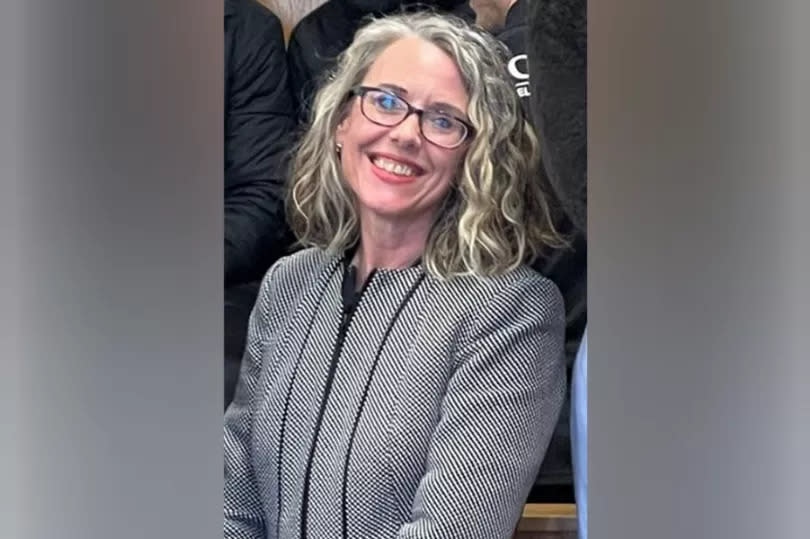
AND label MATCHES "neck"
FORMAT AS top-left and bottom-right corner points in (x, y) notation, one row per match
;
(491, 0), (519, 30)
(500, 0), (519, 18)
(351, 210), (430, 286)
